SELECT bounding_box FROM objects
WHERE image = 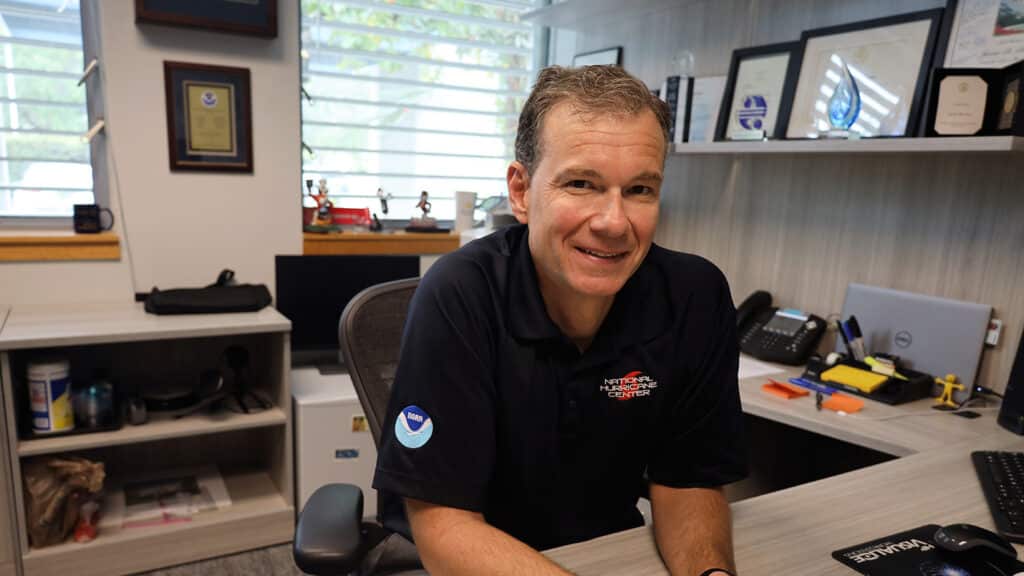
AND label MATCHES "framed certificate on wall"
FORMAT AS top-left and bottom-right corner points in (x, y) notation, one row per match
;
(943, 0), (1024, 67)
(164, 61), (253, 172)
(136, 0), (277, 38)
